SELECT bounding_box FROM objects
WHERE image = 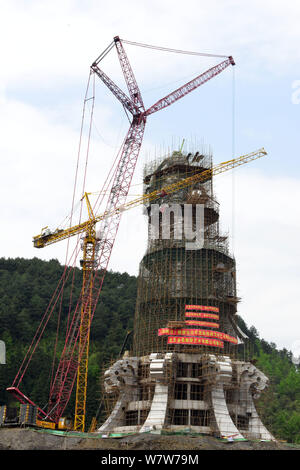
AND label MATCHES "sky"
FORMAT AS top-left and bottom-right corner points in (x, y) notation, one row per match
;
(0, 0), (300, 357)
